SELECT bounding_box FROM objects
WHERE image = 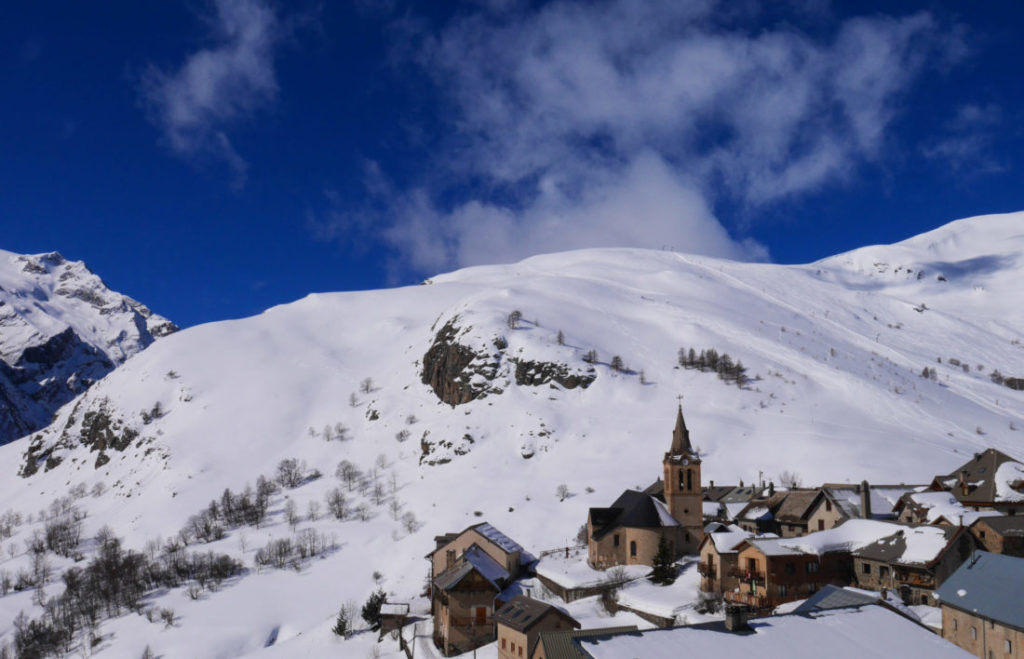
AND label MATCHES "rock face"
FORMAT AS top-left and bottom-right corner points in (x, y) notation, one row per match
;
(420, 315), (595, 406)
(420, 317), (504, 405)
(0, 250), (176, 445)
